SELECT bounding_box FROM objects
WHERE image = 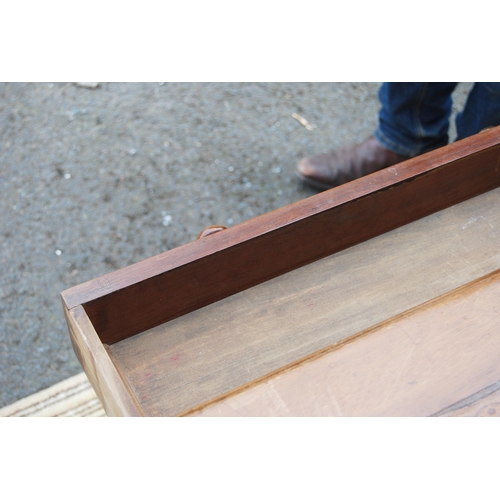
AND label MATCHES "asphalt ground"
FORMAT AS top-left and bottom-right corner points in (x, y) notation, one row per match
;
(0, 82), (472, 408)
